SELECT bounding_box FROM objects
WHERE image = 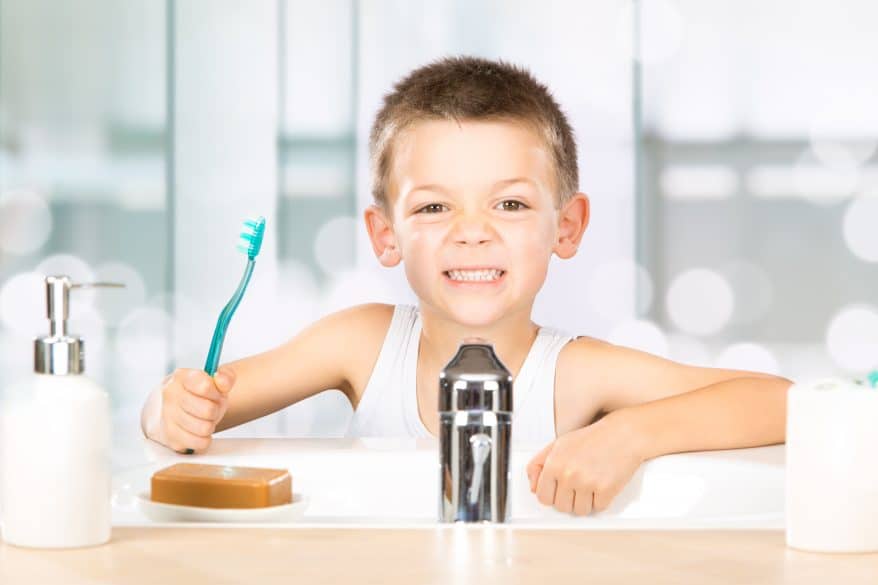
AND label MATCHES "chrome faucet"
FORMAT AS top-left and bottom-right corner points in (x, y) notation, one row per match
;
(439, 339), (512, 523)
